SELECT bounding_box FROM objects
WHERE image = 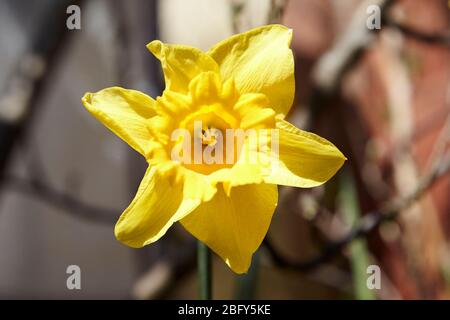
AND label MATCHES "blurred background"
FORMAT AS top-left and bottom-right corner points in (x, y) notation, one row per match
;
(0, 0), (449, 299)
